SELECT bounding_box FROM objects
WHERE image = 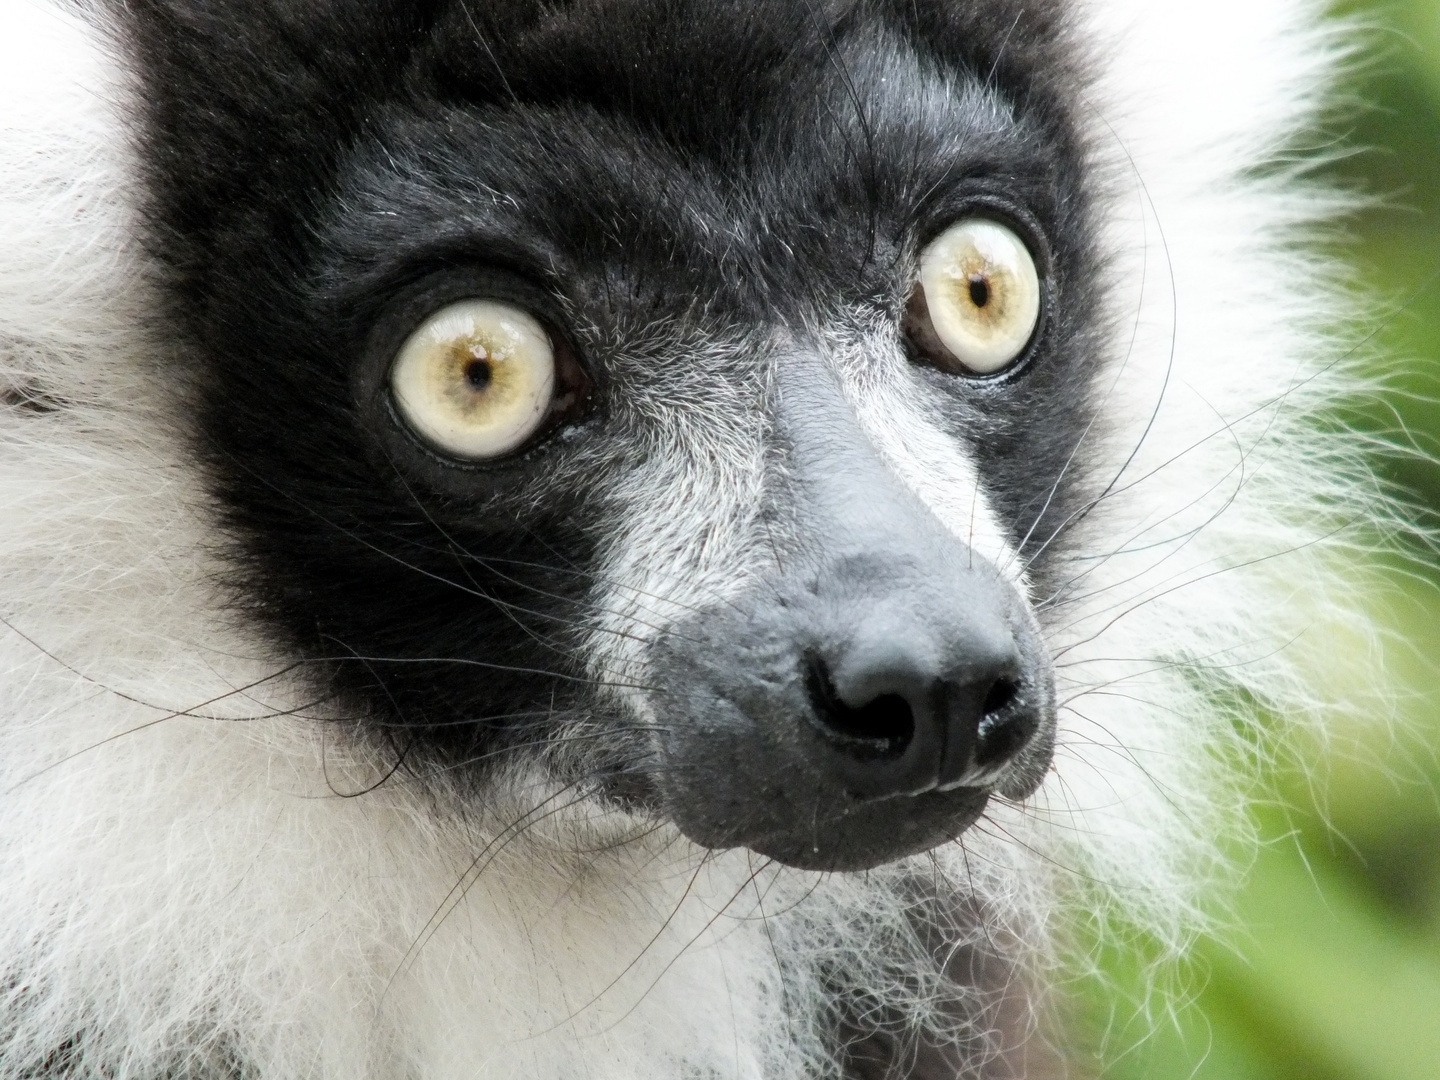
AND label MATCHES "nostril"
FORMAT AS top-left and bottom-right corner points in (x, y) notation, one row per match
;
(804, 655), (915, 756)
(846, 694), (914, 744)
(981, 678), (1017, 717)
(974, 677), (1030, 768)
